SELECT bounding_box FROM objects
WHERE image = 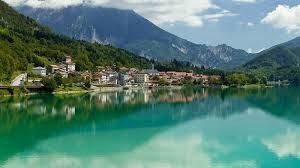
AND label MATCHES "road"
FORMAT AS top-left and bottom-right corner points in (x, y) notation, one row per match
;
(11, 73), (27, 87)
